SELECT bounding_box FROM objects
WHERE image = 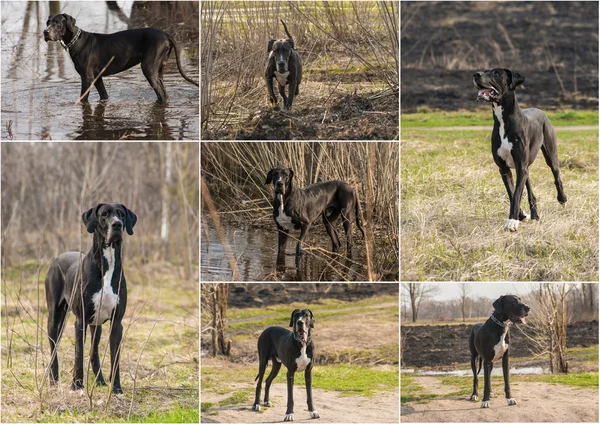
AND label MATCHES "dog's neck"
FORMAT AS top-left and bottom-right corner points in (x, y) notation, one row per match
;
(490, 312), (510, 328)
(91, 231), (122, 272)
(492, 90), (521, 114)
(274, 183), (297, 205)
(61, 26), (83, 51)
